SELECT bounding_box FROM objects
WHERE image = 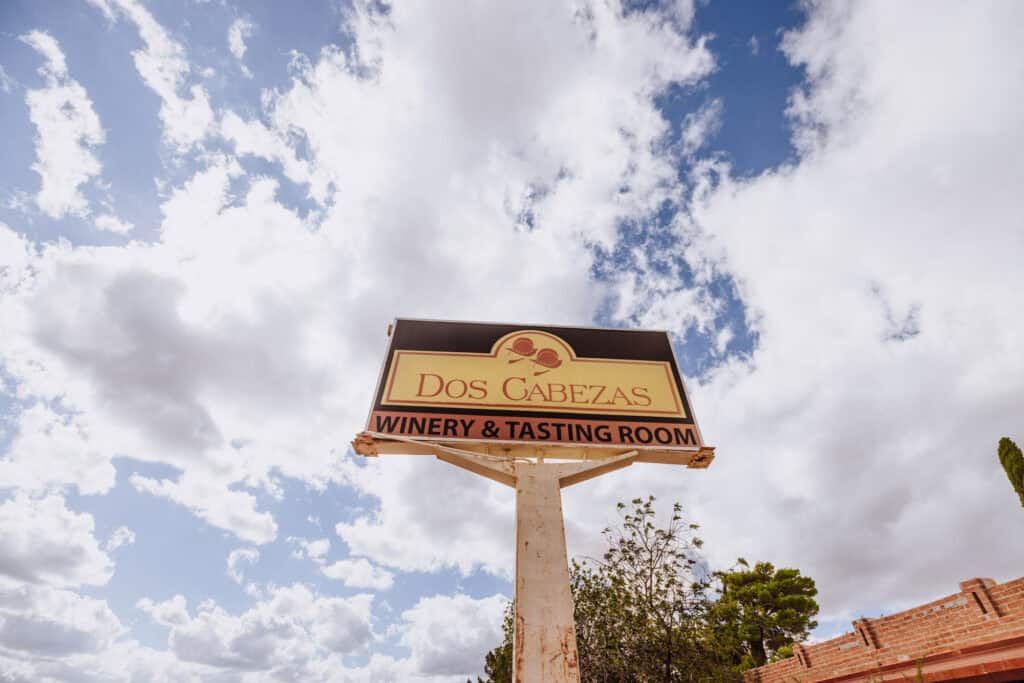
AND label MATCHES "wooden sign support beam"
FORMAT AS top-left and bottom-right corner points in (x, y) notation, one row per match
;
(435, 448), (638, 682)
